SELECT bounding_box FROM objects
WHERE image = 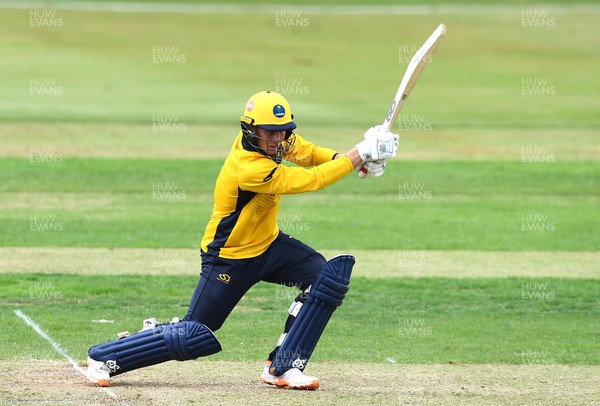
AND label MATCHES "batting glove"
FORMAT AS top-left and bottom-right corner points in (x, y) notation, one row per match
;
(355, 131), (398, 162)
(364, 159), (387, 177)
